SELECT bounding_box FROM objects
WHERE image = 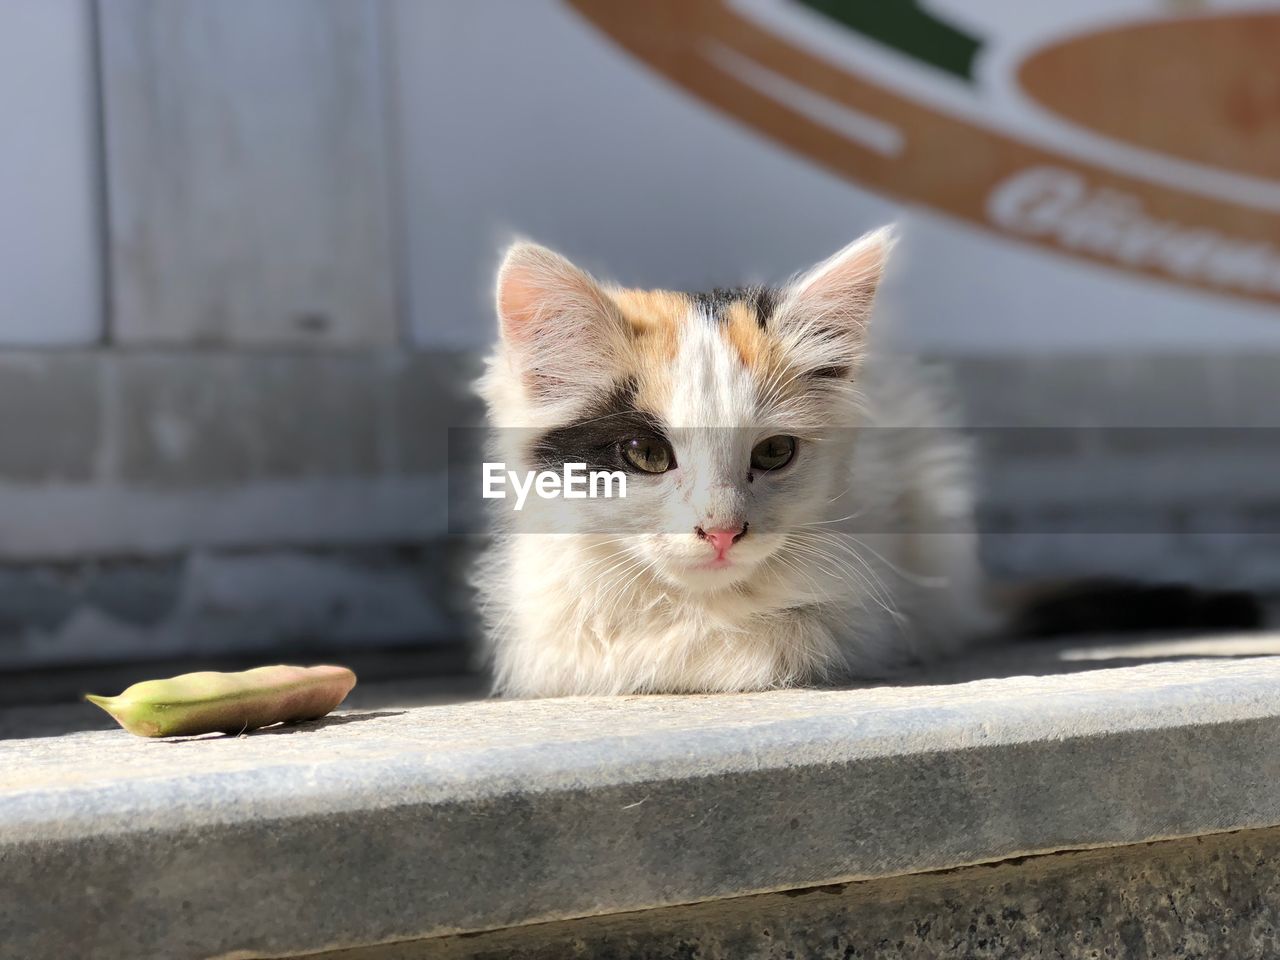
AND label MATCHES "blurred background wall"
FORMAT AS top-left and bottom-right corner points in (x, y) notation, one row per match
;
(4, 0), (1280, 676)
